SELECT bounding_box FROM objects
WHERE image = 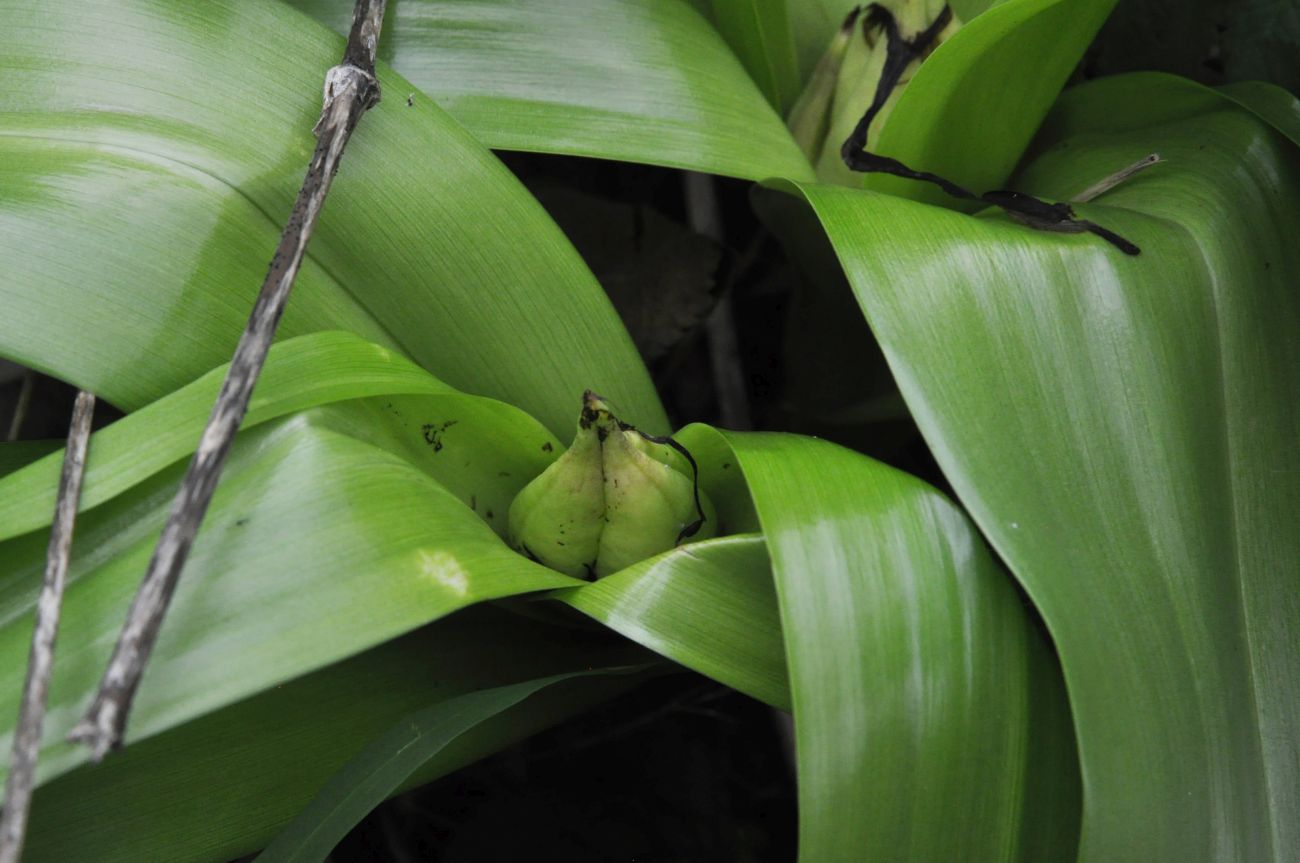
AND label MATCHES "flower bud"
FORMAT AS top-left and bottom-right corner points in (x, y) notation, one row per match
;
(507, 392), (716, 579)
(786, 1), (961, 186)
